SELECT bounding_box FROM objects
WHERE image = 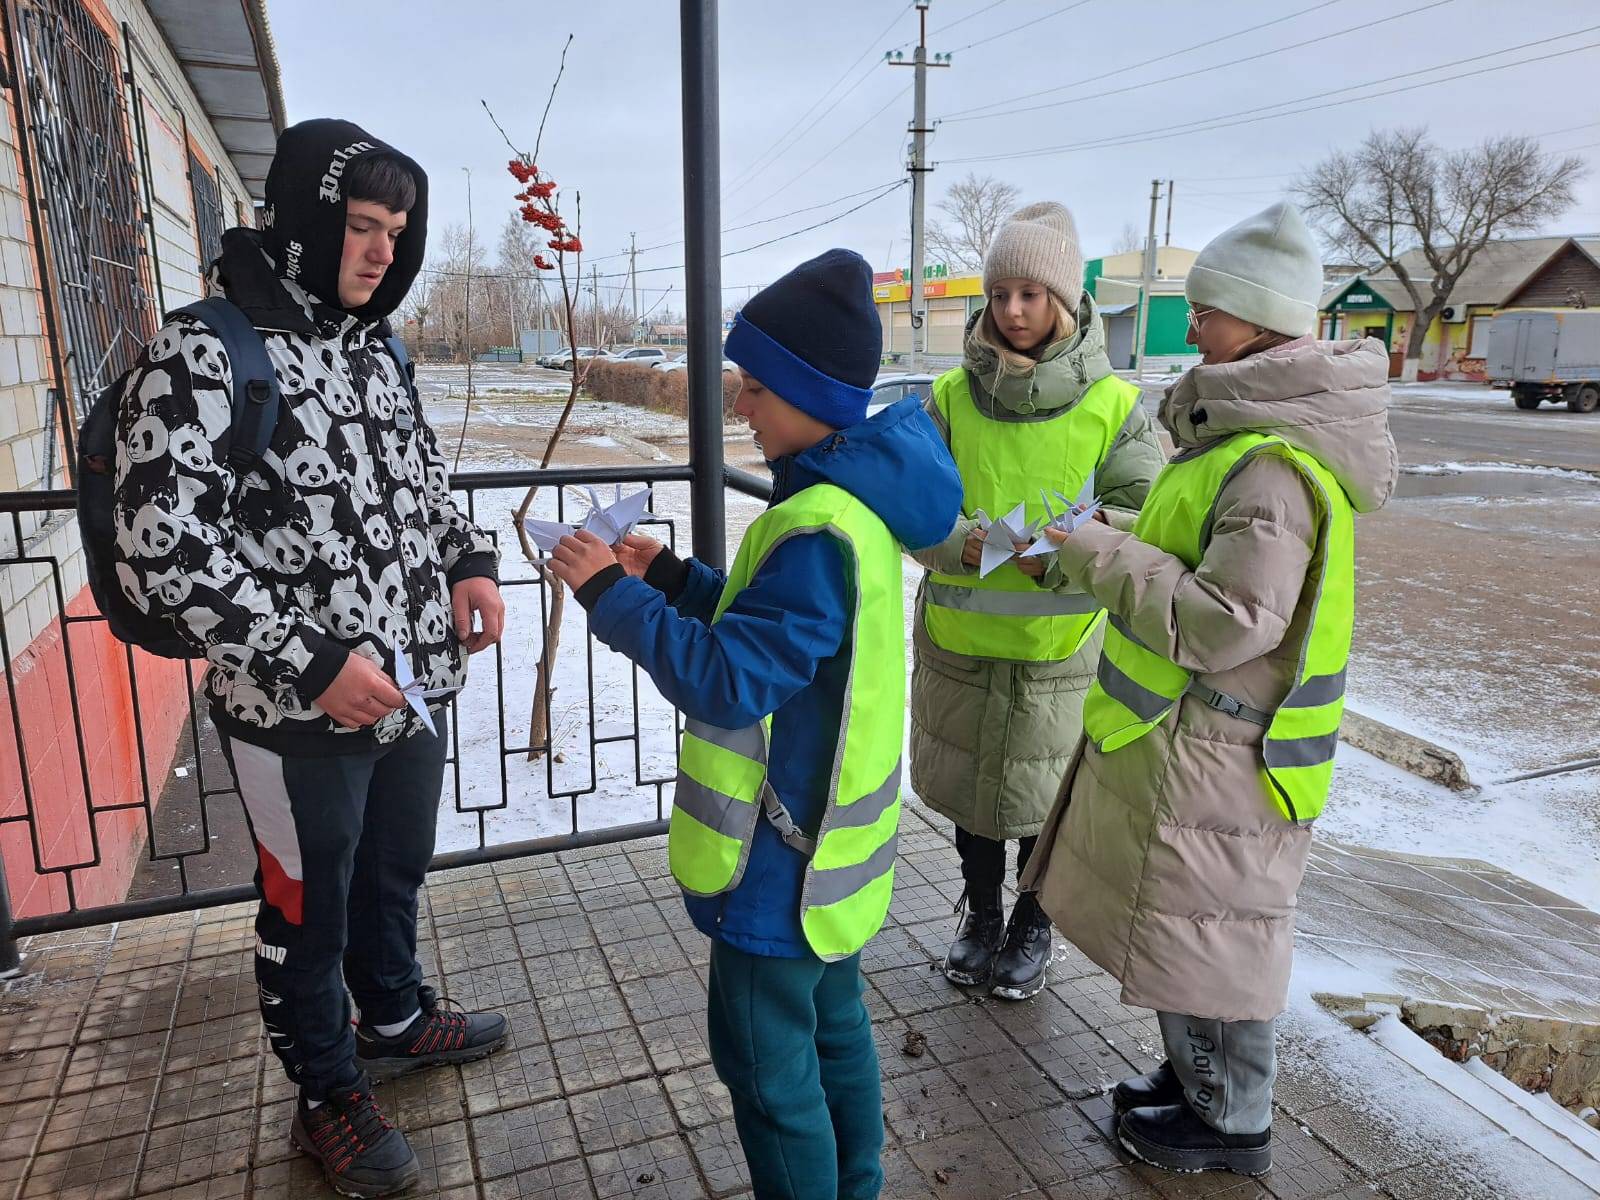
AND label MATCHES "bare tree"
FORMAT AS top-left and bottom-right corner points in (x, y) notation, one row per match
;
(1111, 221), (1144, 255)
(1297, 128), (1584, 380)
(926, 172), (1020, 271)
